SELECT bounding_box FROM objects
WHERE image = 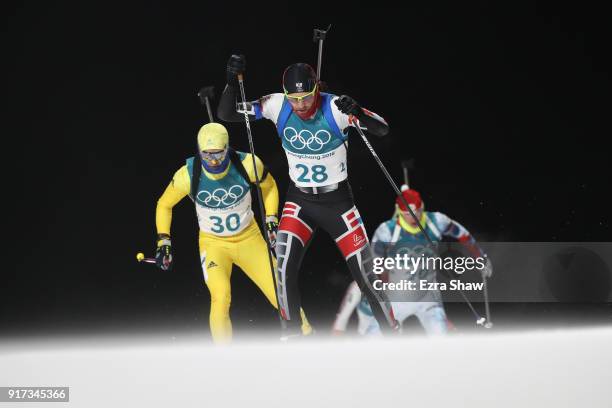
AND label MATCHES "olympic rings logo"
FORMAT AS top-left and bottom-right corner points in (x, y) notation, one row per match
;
(197, 185), (245, 207)
(394, 244), (436, 259)
(283, 127), (331, 151)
